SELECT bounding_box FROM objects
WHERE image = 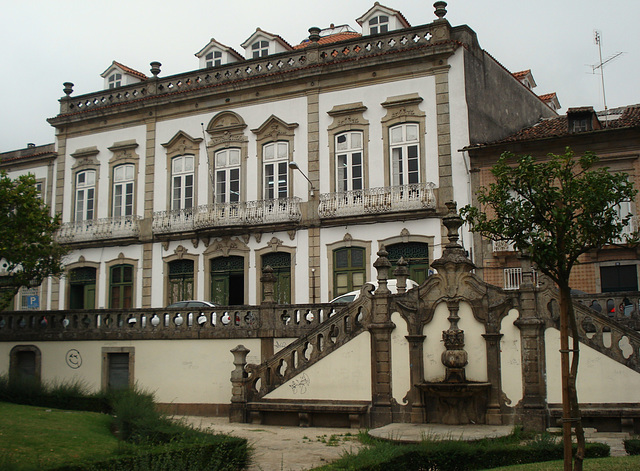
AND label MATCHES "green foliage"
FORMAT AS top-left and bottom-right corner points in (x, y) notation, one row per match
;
(0, 374), (109, 412)
(624, 438), (640, 455)
(0, 171), (68, 310)
(460, 149), (637, 286)
(315, 435), (610, 470)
